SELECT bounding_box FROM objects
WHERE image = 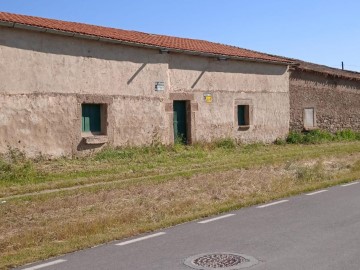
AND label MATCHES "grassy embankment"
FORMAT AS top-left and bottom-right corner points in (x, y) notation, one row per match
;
(1, 130), (360, 269)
